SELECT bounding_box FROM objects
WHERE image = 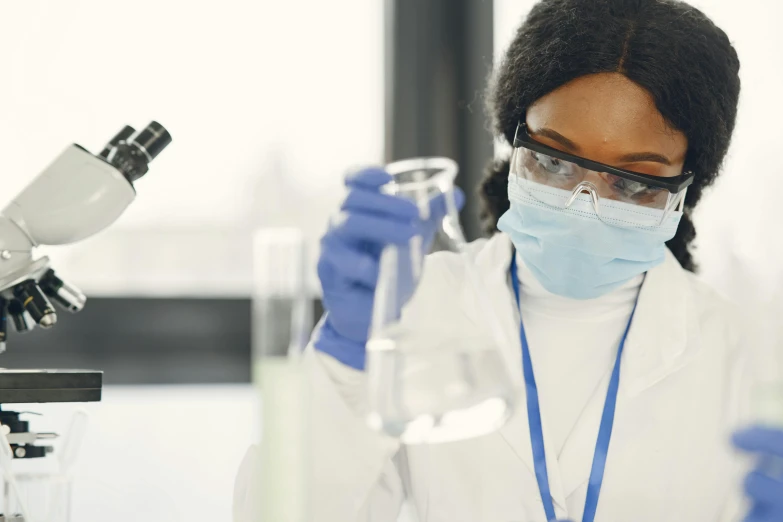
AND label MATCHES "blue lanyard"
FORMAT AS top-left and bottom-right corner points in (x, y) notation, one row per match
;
(510, 254), (640, 522)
